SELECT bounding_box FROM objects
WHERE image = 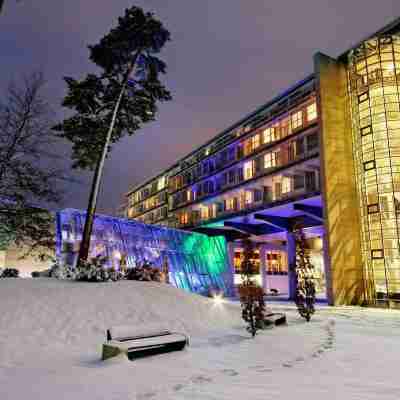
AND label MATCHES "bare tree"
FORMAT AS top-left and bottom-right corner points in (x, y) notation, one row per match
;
(0, 72), (63, 258)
